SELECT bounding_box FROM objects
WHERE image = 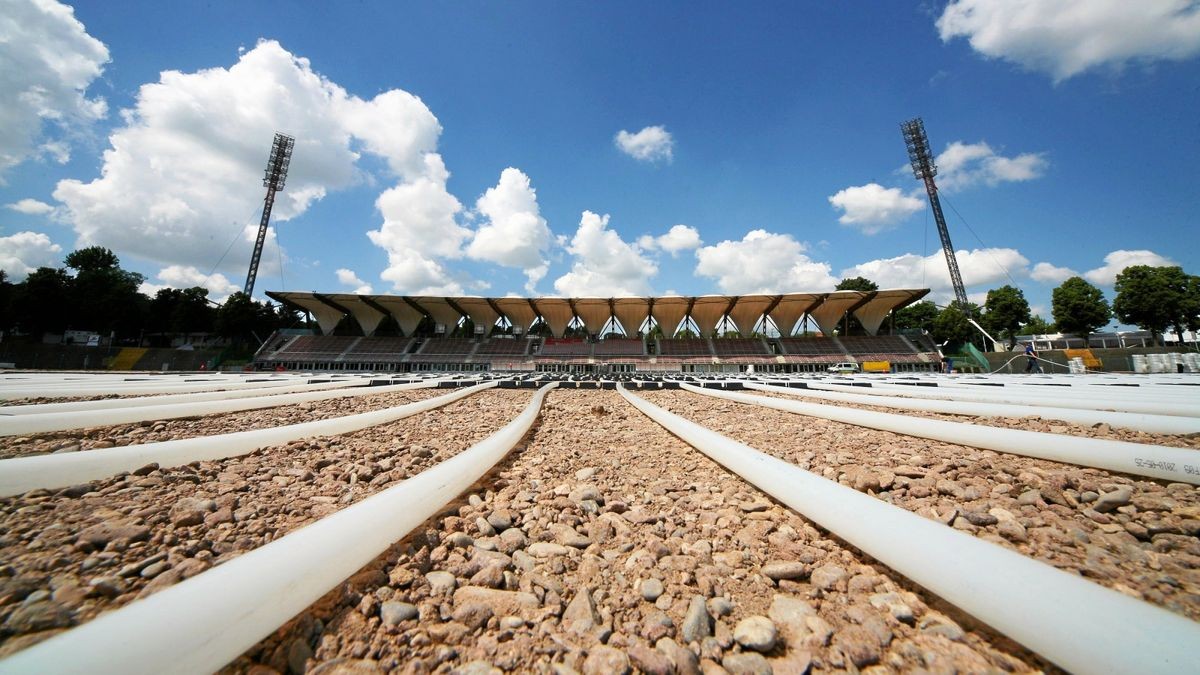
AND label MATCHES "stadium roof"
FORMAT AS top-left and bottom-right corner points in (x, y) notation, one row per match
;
(267, 289), (930, 338)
